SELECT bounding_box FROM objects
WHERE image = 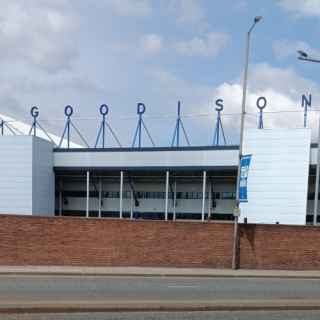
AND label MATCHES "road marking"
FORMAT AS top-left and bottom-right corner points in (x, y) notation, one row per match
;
(167, 285), (201, 289)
